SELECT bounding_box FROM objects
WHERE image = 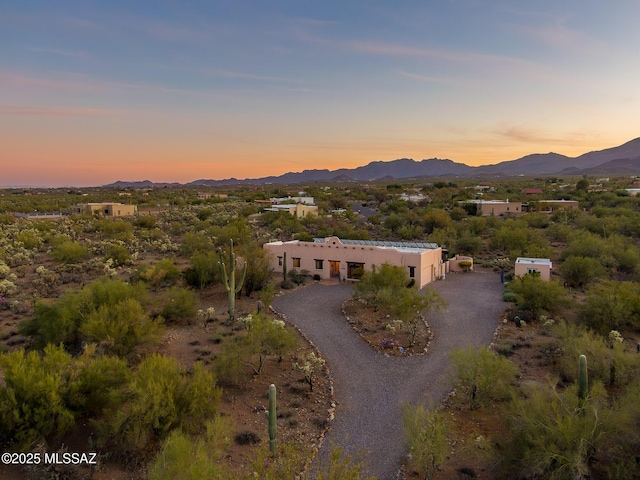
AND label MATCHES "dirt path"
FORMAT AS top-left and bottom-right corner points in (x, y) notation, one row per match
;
(272, 270), (505, 480)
